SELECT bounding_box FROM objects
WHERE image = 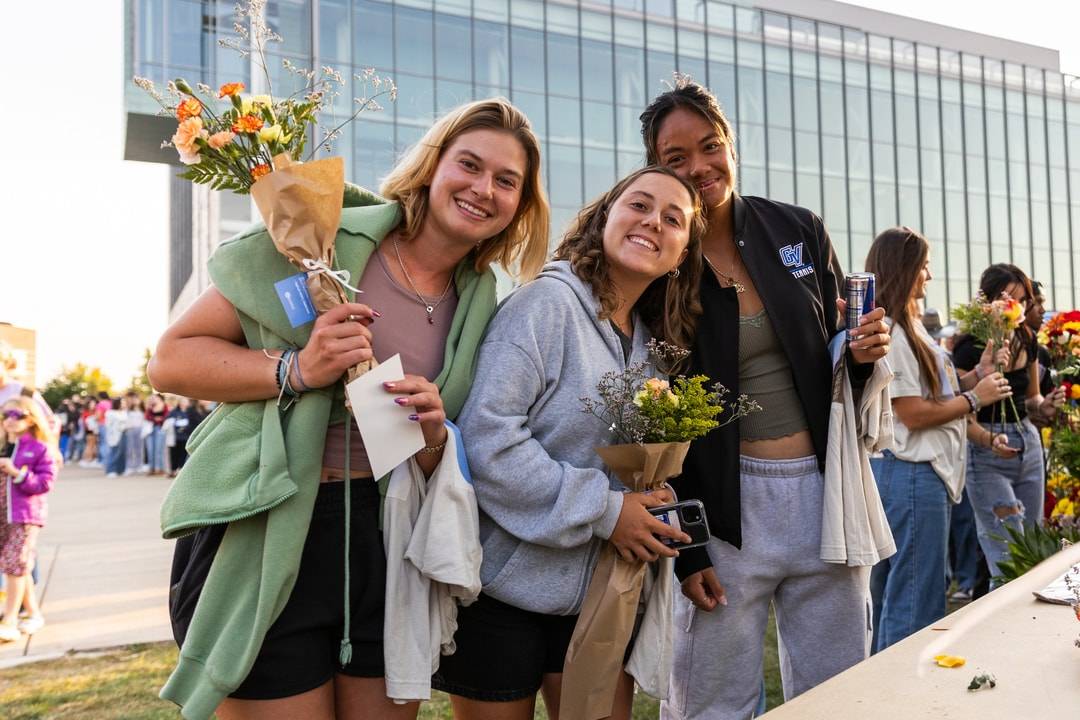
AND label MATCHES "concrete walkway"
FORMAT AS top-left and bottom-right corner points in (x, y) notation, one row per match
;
(0, 465), (174, 669)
